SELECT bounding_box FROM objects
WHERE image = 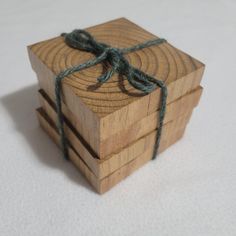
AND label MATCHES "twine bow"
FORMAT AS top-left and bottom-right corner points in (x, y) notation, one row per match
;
(55, 29), (168, 160)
